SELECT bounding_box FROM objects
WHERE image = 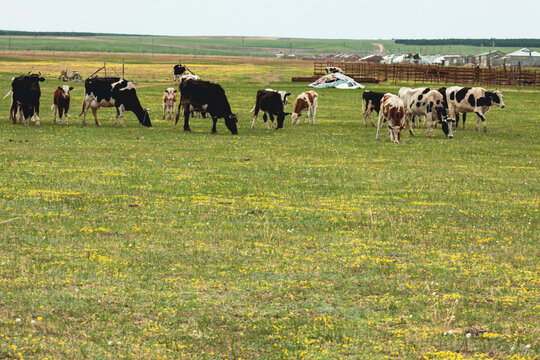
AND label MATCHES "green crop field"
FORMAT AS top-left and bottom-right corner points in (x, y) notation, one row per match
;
(0, 55), (538, 360)
(0, 35), (527, 58)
